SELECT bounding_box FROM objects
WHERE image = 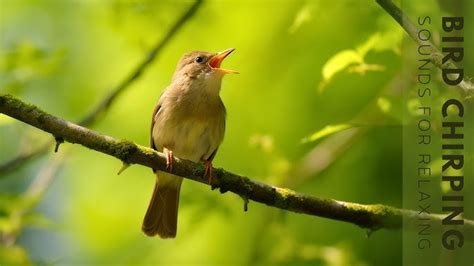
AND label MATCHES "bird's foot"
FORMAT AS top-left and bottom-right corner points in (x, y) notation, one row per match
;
(164, 149), (174, 172)
(204, 160), (213, 184)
